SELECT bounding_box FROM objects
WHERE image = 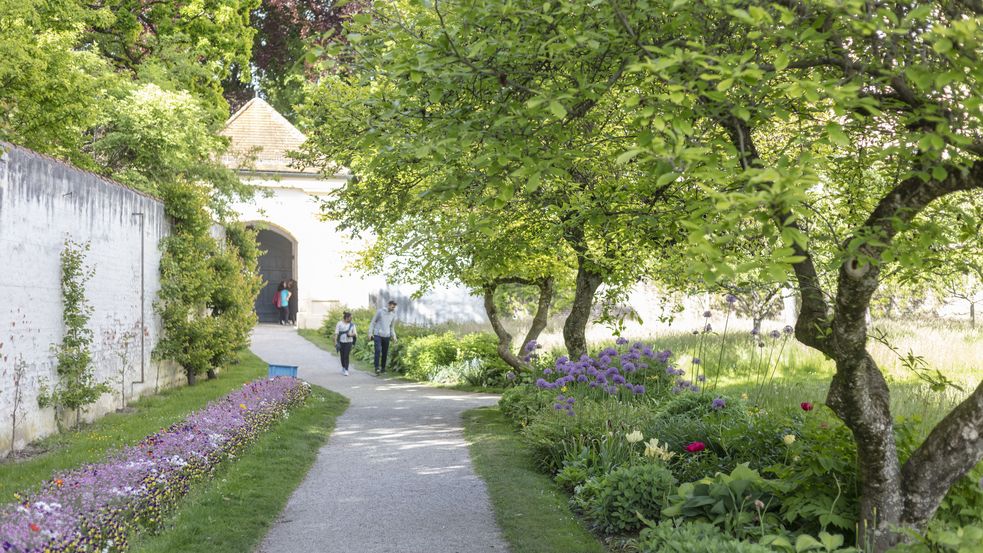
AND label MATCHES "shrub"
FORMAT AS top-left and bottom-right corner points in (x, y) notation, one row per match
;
(662, 463), (785, 541)
(637, 521), (774, 553)
(579, 462), (676, 535)
(402, 332), (460, 380)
